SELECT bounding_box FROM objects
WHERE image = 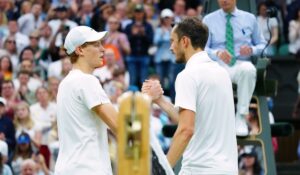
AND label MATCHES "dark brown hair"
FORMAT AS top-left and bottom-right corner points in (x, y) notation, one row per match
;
(174, 17), (209, 49)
